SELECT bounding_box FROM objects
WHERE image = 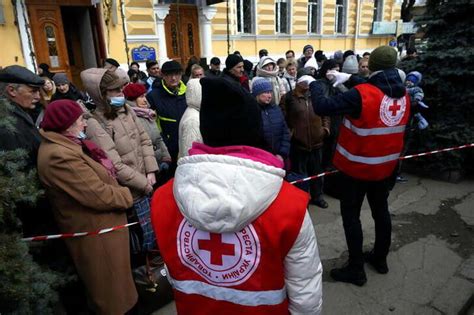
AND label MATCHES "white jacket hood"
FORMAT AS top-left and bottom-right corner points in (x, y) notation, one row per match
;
(173, 154), (285, 233)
